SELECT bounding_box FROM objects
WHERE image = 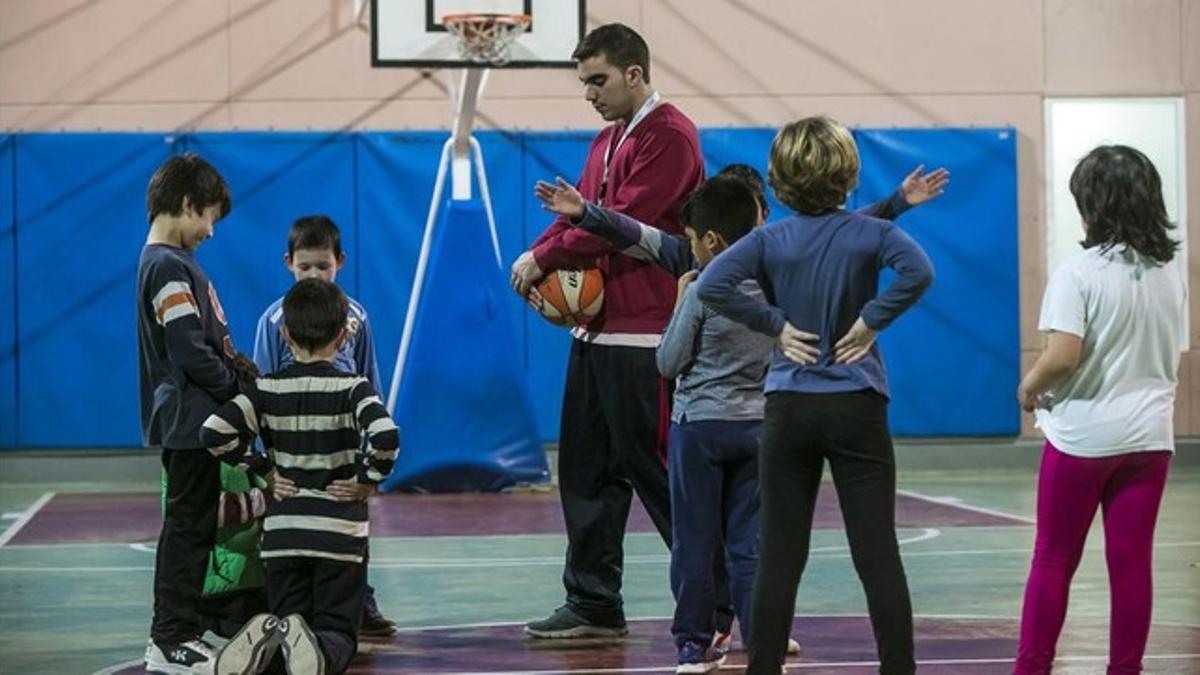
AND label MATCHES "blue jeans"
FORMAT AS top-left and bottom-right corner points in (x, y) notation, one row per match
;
(669, 418), (762, 647)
